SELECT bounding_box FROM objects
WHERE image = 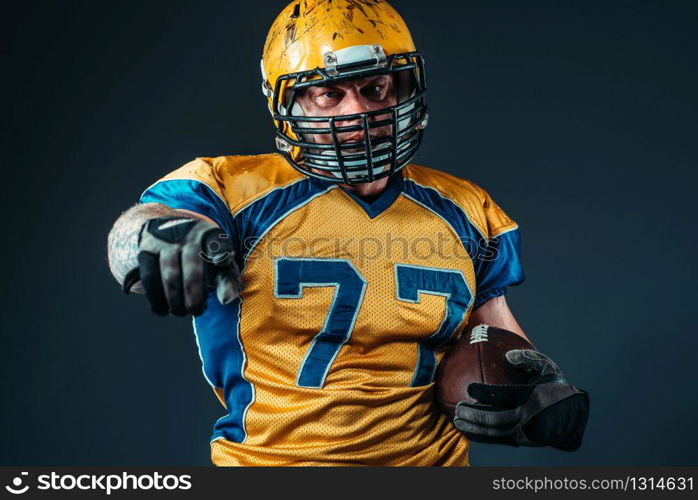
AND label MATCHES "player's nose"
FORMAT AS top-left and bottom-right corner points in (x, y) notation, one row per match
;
(336, 91), (375, 143)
